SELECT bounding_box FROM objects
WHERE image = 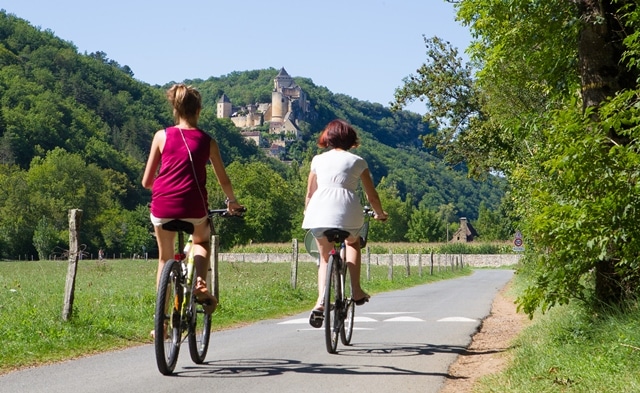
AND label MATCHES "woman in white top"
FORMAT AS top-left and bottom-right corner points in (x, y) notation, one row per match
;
(302, 119), (388, 326)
